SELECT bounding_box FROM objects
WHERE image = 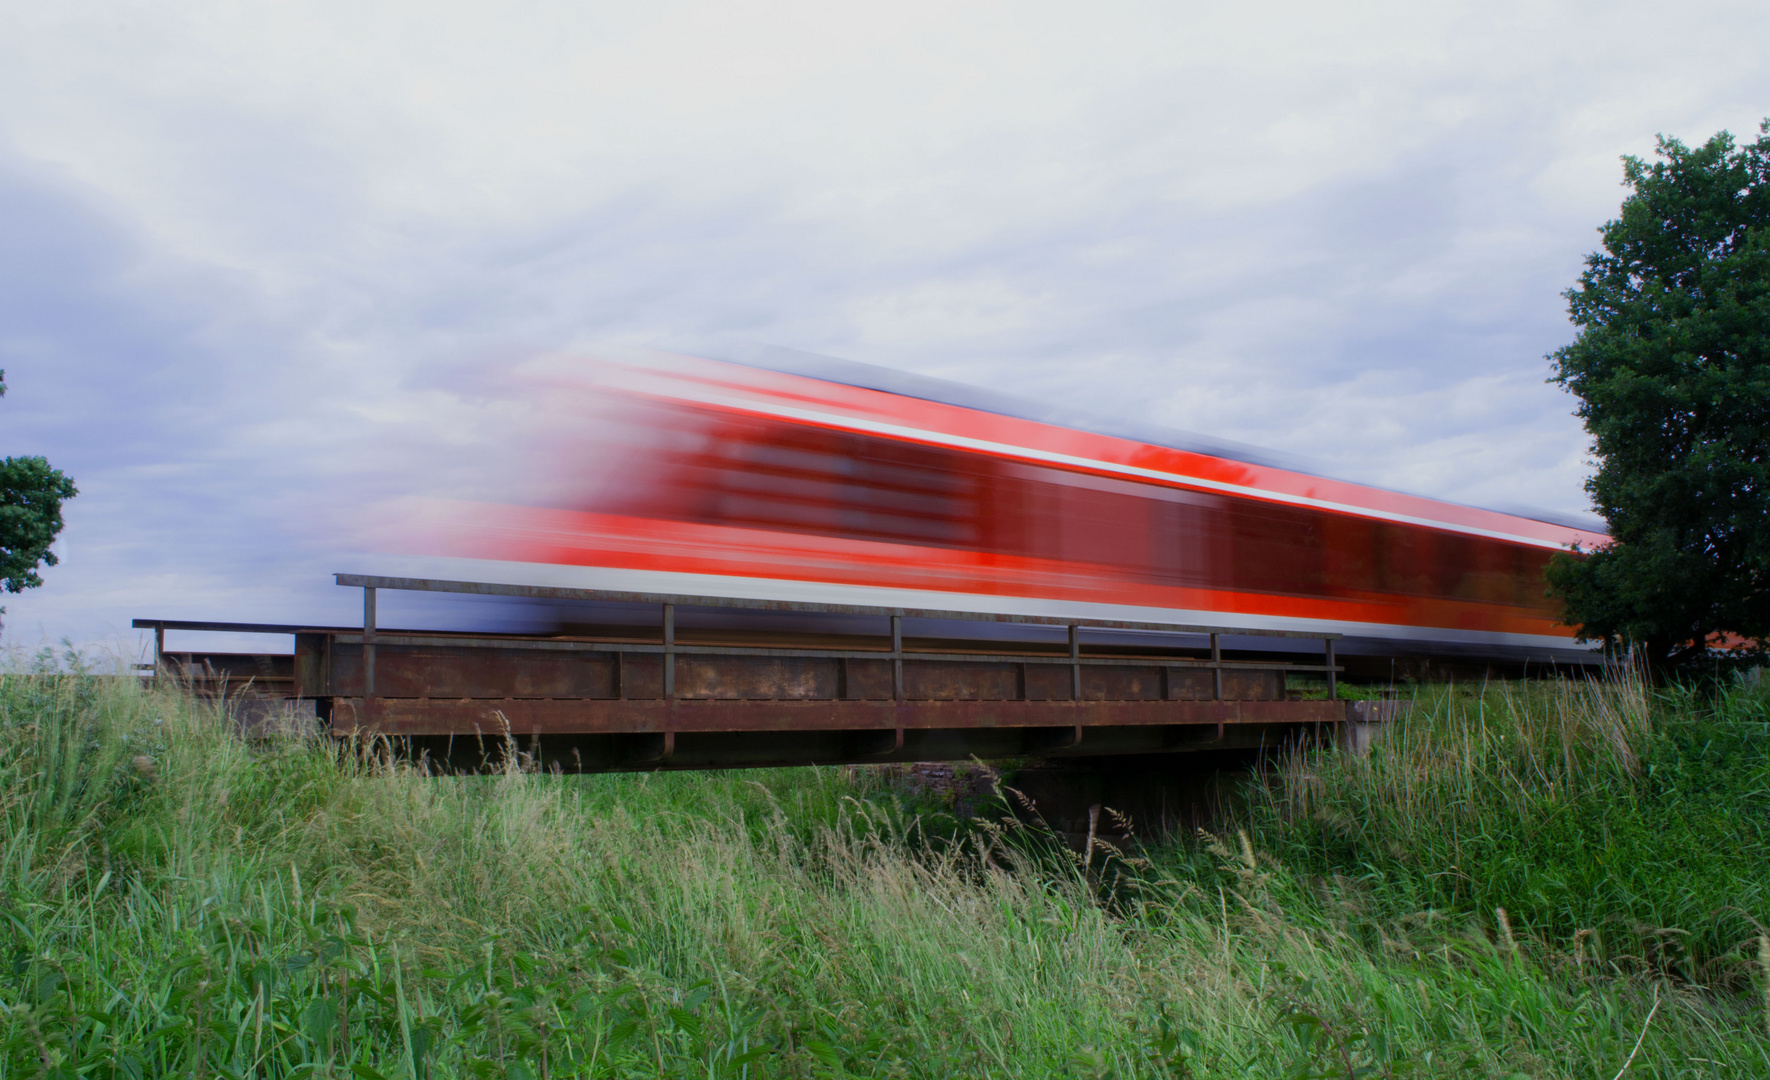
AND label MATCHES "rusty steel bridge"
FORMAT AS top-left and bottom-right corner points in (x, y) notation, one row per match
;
(135, 574), (1394, 772)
